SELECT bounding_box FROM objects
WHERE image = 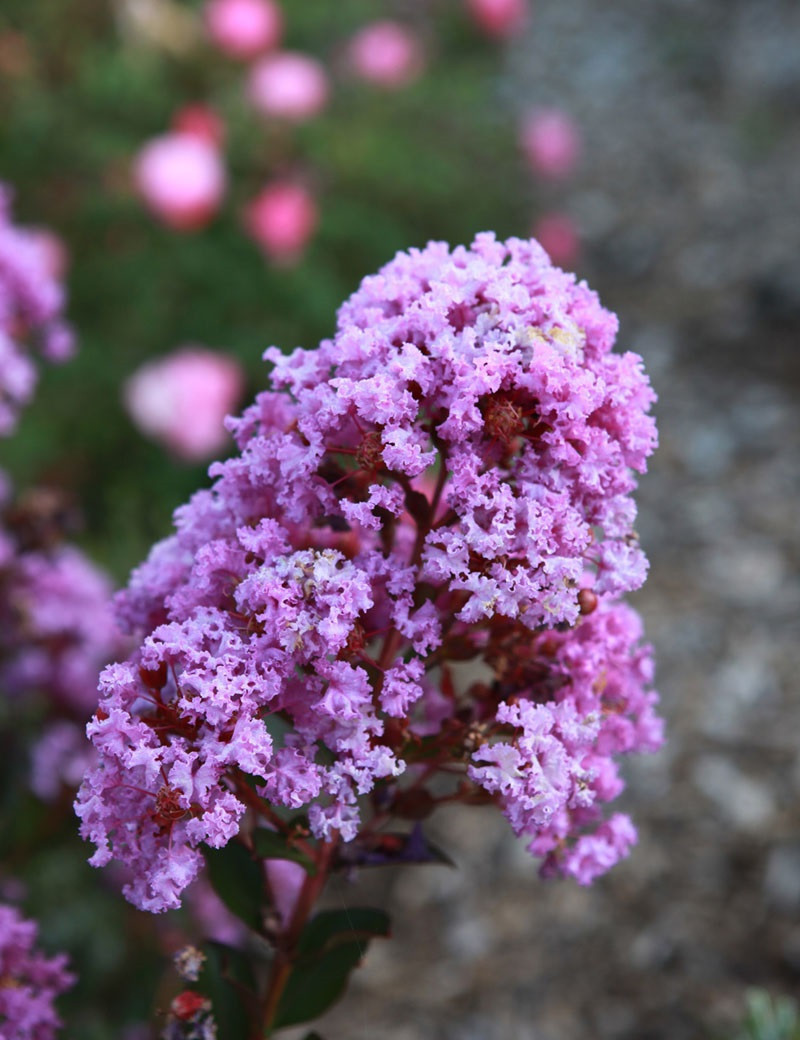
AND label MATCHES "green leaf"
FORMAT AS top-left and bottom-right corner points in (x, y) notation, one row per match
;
(297, 907), (391, 957)
(252, 828), (317, 875)
(203, 840), (265, 932)
(198, 941), (259, 1039)
(271, 908), (391, 1030)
